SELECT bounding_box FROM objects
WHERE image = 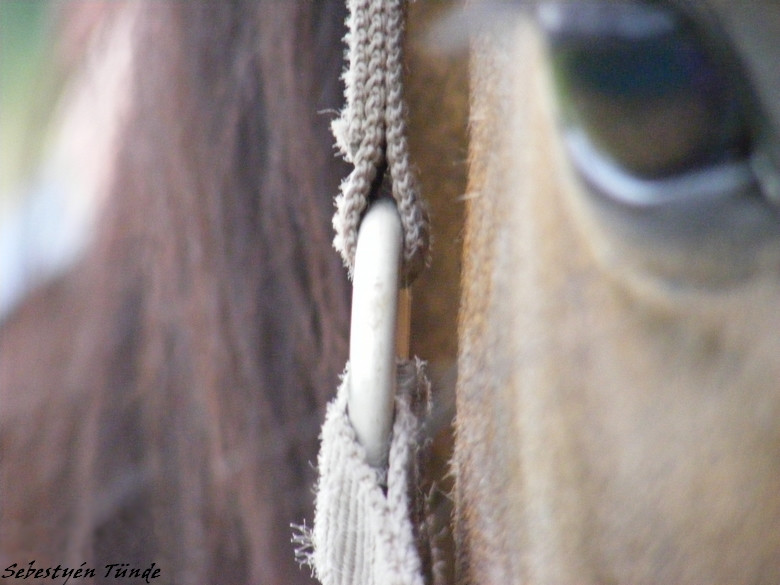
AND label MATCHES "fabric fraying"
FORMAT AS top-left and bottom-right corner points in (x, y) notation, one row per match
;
(304, 359), (432, 585)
